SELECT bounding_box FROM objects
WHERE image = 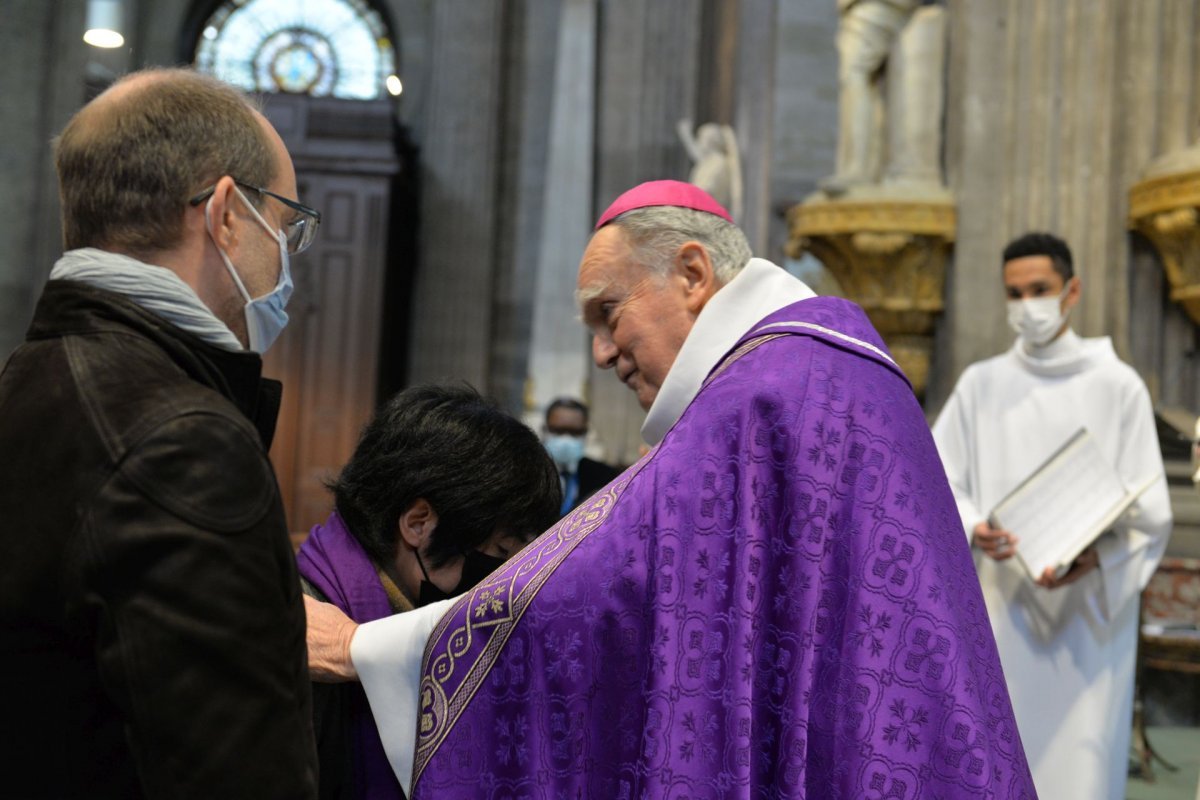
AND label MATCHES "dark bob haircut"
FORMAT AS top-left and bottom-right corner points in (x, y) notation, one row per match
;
(331, 384), (562, 569)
